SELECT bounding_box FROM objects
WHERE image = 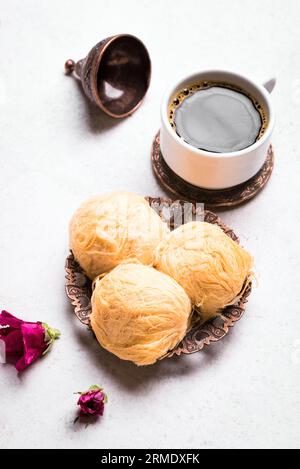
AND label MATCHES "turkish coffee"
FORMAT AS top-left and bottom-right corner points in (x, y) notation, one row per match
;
(169, 82), (267, 153)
